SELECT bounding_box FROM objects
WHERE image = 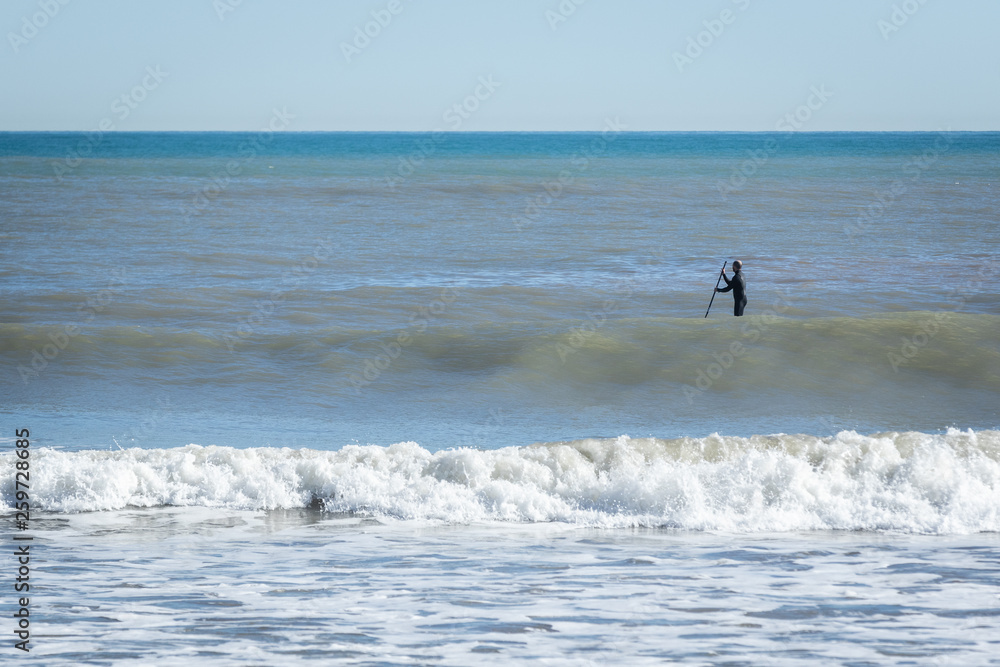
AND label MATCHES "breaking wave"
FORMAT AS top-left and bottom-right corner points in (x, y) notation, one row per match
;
(4, 429), (999, 533)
